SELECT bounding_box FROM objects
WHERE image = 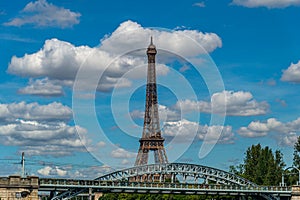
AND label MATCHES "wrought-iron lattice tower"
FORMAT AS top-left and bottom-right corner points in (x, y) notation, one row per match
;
(135, 37), (169, 166)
